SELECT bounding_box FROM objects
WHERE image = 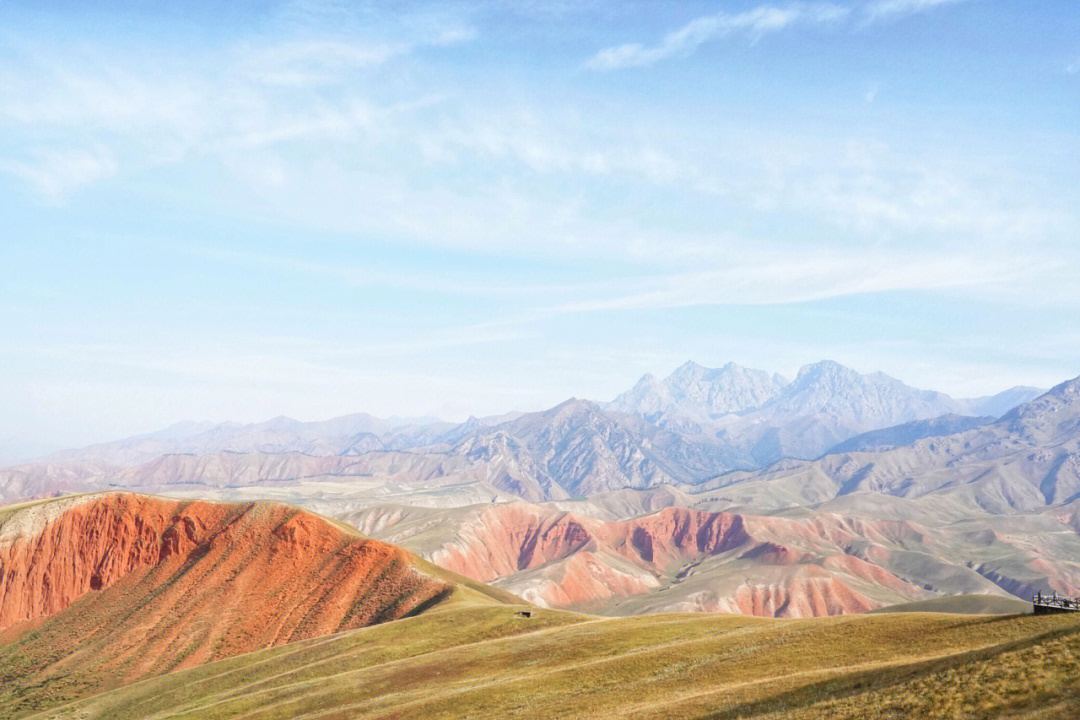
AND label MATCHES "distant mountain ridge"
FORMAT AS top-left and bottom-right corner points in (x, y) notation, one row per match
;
(609, 360), (1044, 465)
(608, 361), (788, 420)
(0, 361), (1051, 509)
(43, 413), (464, 467)
(706, 374), (1080, 514)
(33, 360), (1042, 472)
